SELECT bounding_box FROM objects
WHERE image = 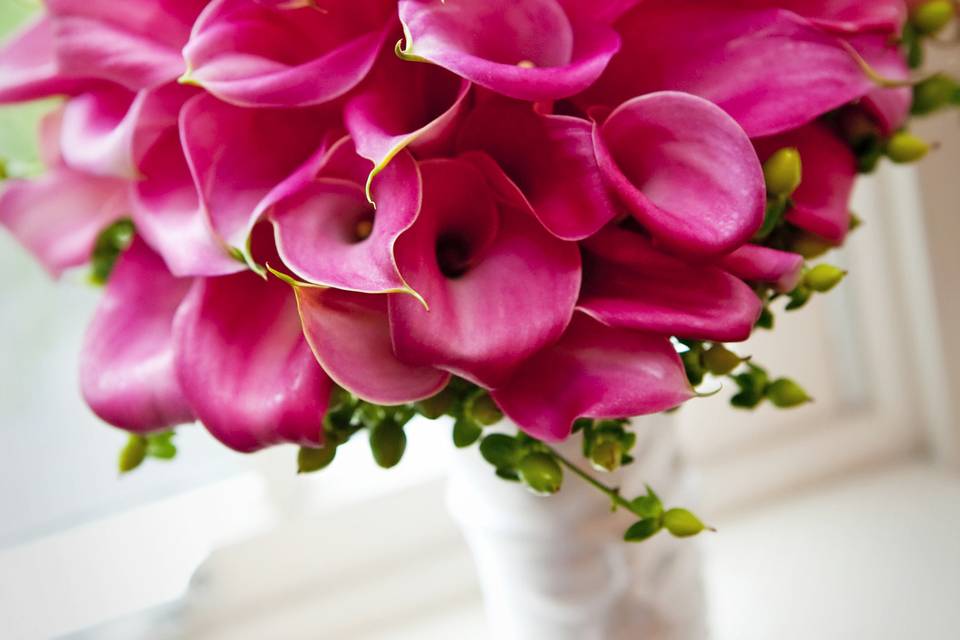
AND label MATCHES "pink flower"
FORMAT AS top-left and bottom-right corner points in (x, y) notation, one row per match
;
(0, 1), (915, 447)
